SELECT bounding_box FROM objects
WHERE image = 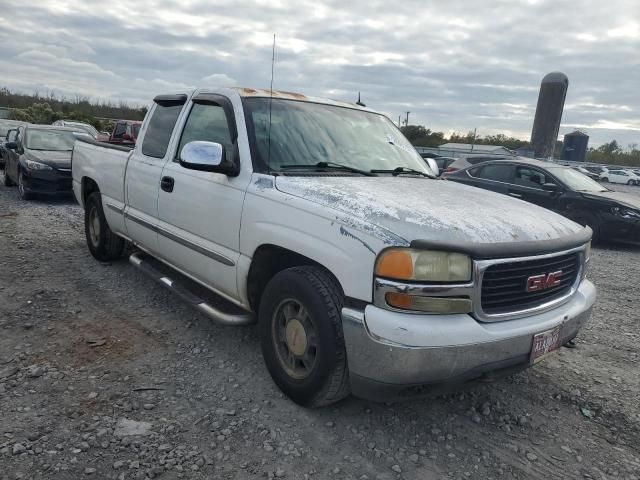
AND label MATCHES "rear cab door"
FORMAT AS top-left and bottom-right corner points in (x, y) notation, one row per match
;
(155, 89), (252, 301)
(123, 94), (187, 254)
(464, 162), (515, 195)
